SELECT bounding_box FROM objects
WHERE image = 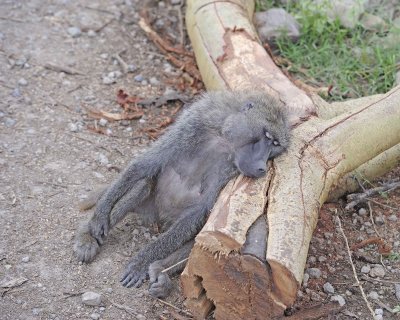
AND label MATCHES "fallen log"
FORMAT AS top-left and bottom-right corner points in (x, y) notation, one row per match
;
(182, 0), (400, 318)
